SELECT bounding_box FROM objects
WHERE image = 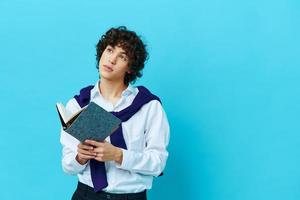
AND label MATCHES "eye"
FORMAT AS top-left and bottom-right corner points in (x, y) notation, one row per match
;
(119, 54), (128, 62)
(106, 47), (113, 53)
